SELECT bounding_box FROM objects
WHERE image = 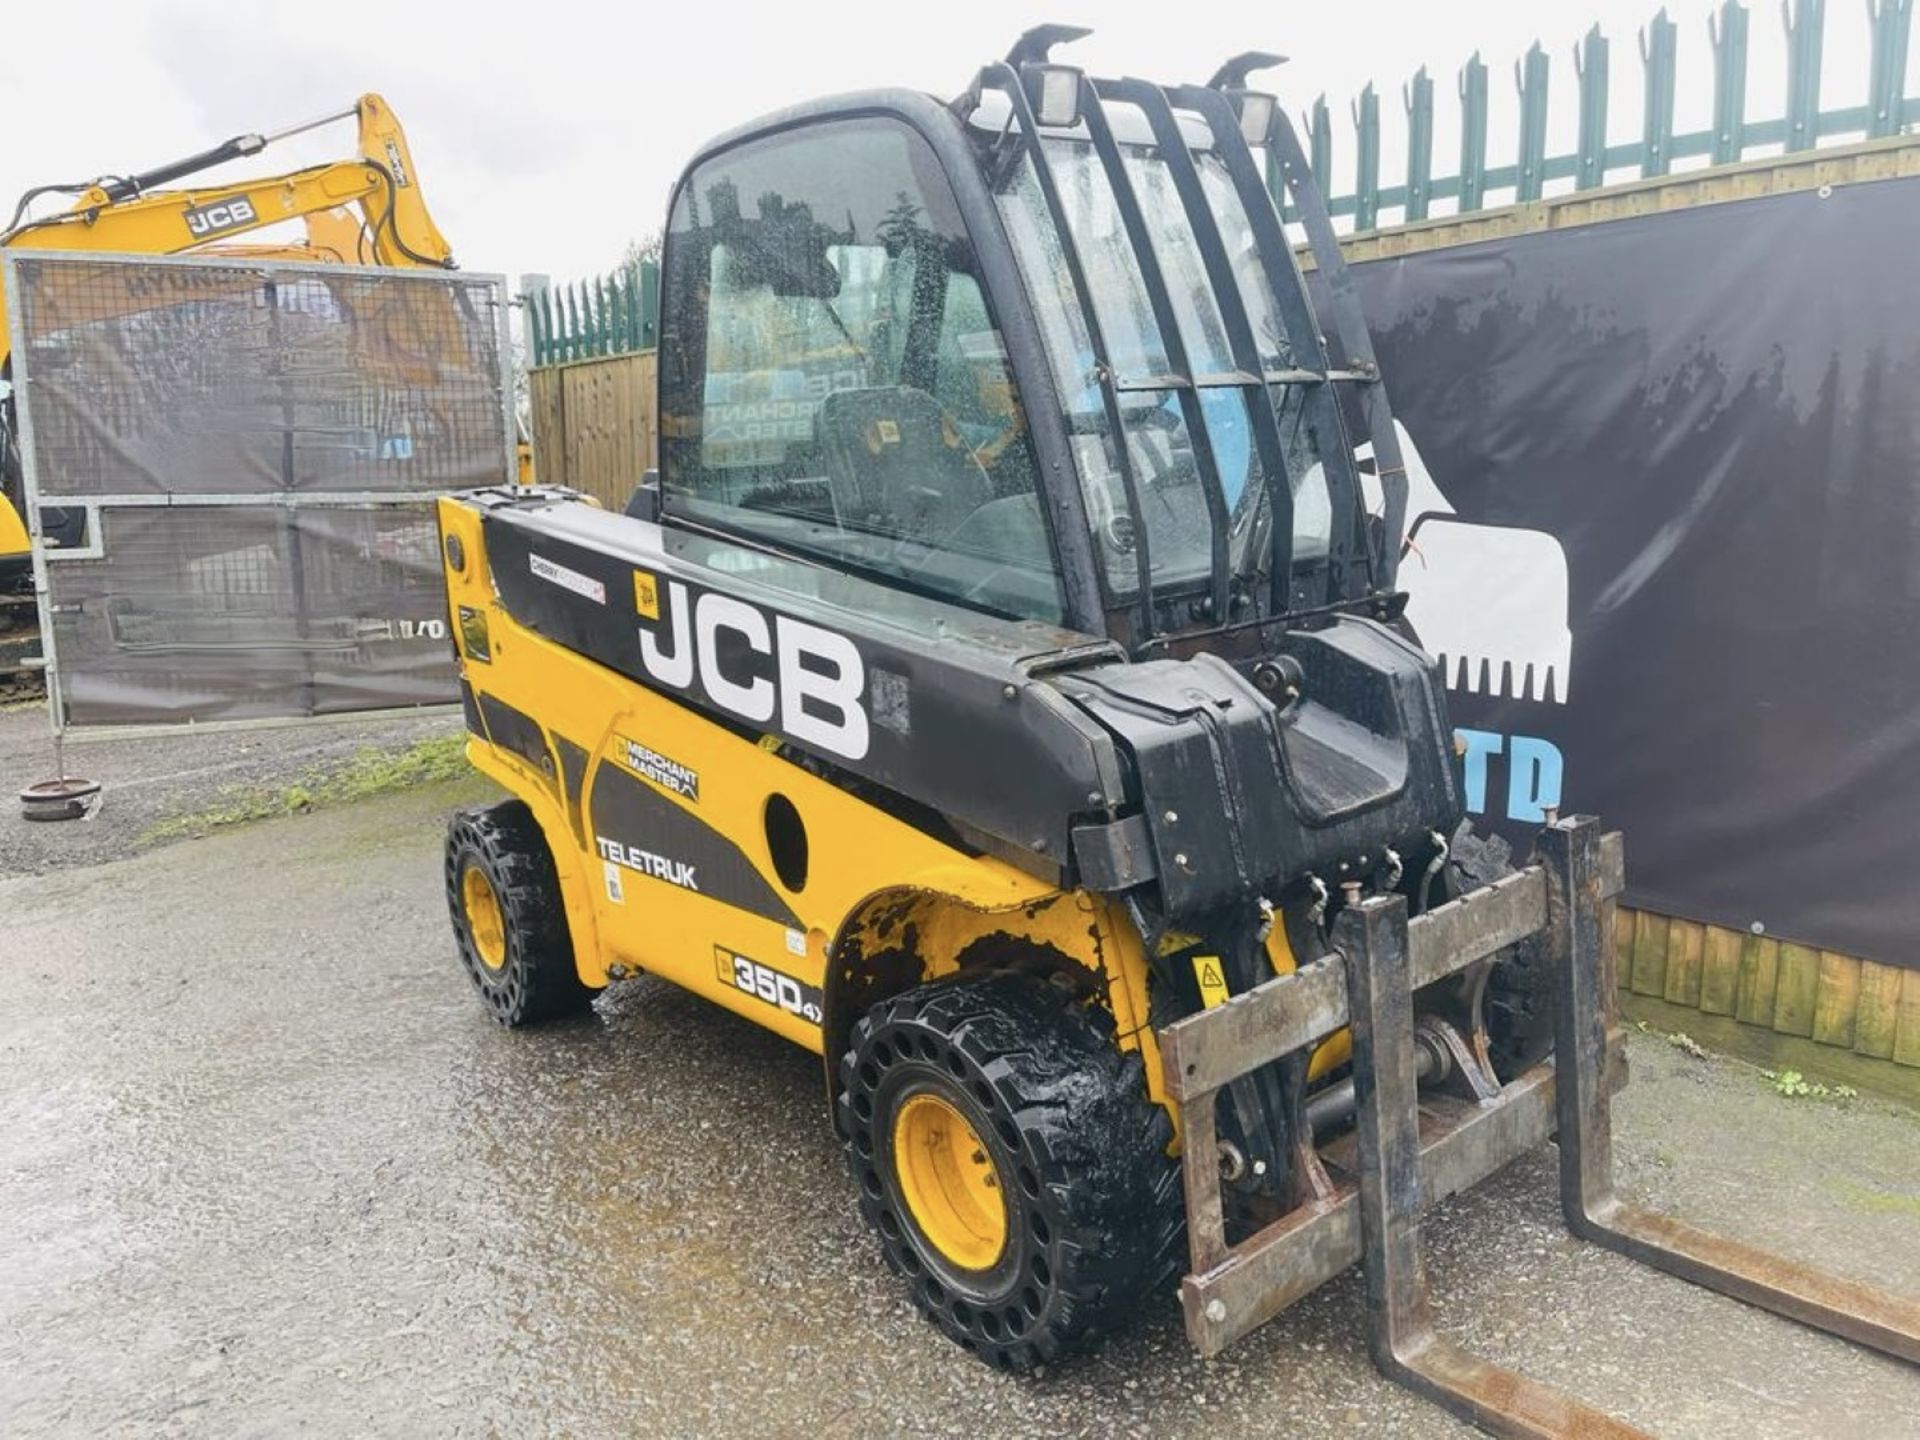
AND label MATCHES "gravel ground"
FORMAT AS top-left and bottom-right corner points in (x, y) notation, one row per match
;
(3, 780), (1918, 1438)
(0, 701), (460, 877)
